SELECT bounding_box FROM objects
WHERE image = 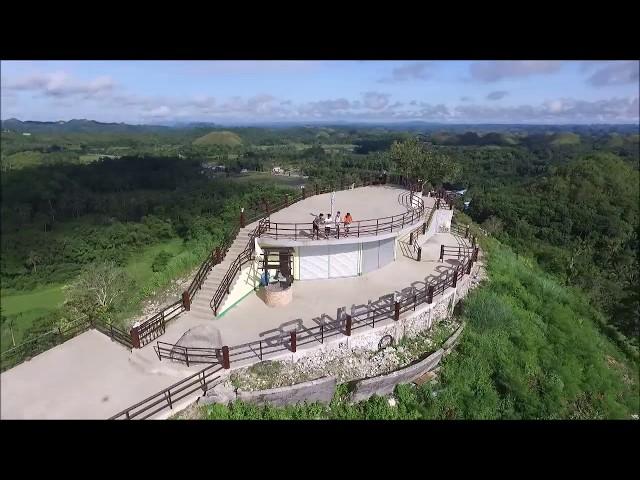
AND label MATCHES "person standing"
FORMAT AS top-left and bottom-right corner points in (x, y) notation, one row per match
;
(313, 213), (324, 239)
(343, 212), (353, 236)
(325, 213), (333, 238)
